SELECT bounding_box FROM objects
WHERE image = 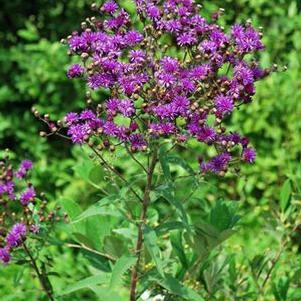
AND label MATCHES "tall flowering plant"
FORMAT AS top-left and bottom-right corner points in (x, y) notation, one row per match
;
(0, 153), (63, 301)
(35, 0), (276, 300)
